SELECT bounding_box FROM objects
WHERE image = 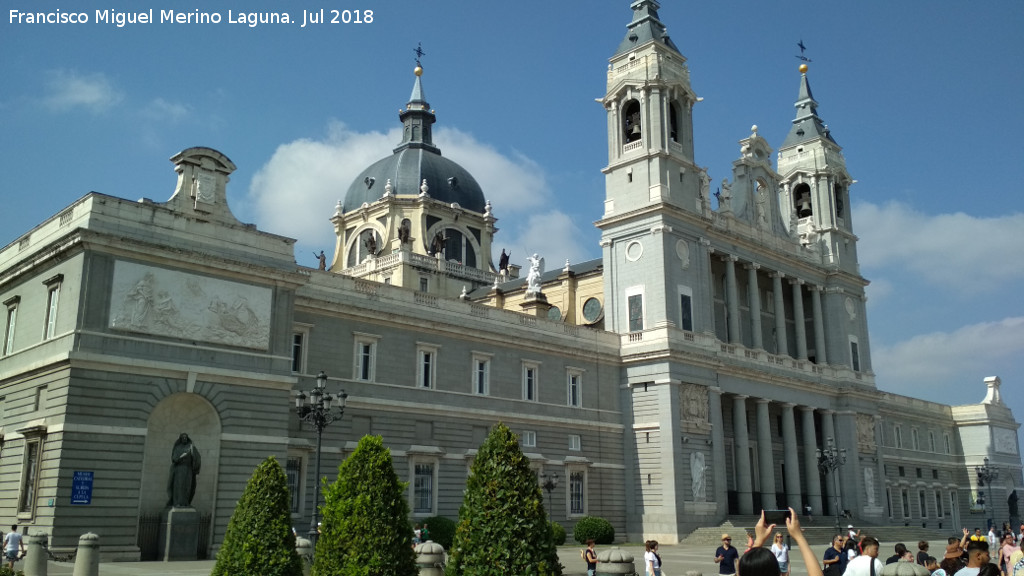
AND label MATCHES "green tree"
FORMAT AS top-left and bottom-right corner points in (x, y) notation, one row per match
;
(211, 456), (303, 576)
(313, 435), (417, 576)
(446, 422), (562, 576)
